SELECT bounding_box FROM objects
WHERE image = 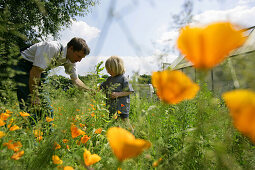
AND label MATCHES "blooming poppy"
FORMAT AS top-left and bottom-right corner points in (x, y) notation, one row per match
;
(177, 22), (246, 69)
(5, 110), (13, 114)
(94, 128), (102, 134)
(3, 140), (22, 152)
(0, 131), (6, 138)
(152, 70), (199, 104)
(64, 166), (74, 170)
(121, 104), (125, 107)
(152, 157), (163, 167)
(117, 110), (122, 114)
(11, 150), (24, 160)
(0, 113), (11, 120)
(52, 155), (63, 165)
(54, 142), (61, 150)
(71, 124), (85, 138)
(83, 149), (101, 166)
(33, 130), (43, 142)
(63, 139), (69, 143)
(0, 119), (6, 126)
(106, 127), (151, 161)
(19, 112), (30, 117)
(46, 117), (54, 122)
(81, 135), (91, 144)
(222, 89), (255, 142)
(9, 125), (20, 131)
